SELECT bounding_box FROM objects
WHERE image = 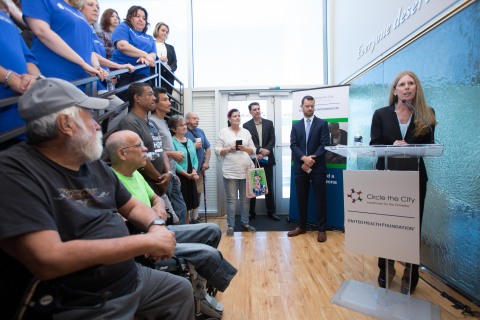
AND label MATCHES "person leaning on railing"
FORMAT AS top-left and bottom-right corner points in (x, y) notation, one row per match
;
(22, 0), (106, 87)
(0, 5), (43, 149)
(111, 5), (157, 99)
